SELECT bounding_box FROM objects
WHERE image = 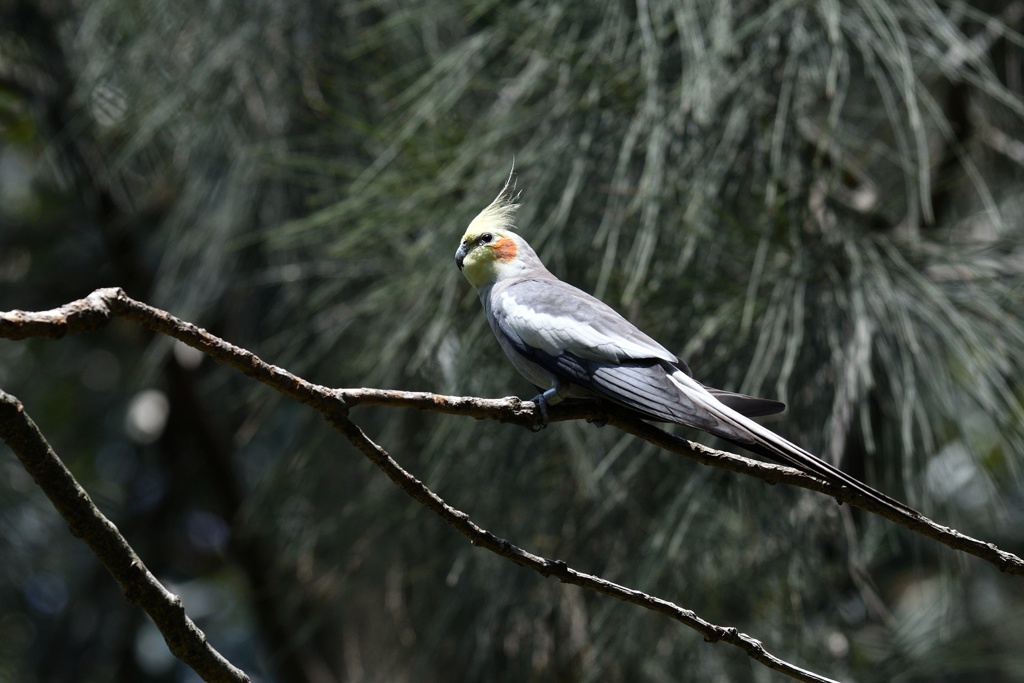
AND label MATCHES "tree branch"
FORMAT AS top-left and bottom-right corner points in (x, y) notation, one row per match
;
(3, 288), (1020, 574)
(0, 389), (250, 683)
(3, 287), (1023, 681)
(324, 411), (839, 683)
